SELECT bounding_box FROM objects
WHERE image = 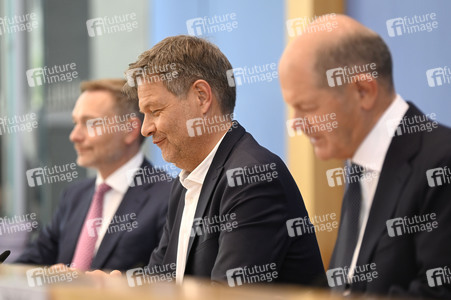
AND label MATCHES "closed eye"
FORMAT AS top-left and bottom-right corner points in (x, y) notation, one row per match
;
(151, 109), (162, 117)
